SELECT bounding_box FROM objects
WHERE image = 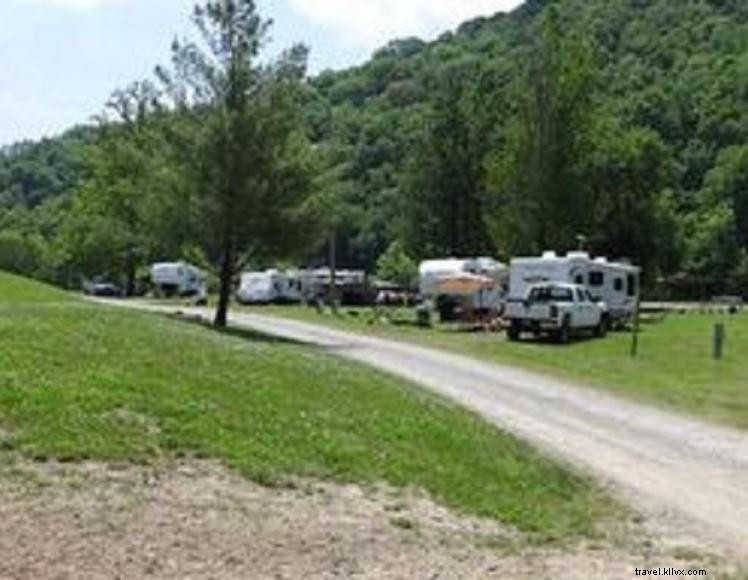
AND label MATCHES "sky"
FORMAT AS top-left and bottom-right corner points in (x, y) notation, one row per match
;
(0, 0), (523, 146)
